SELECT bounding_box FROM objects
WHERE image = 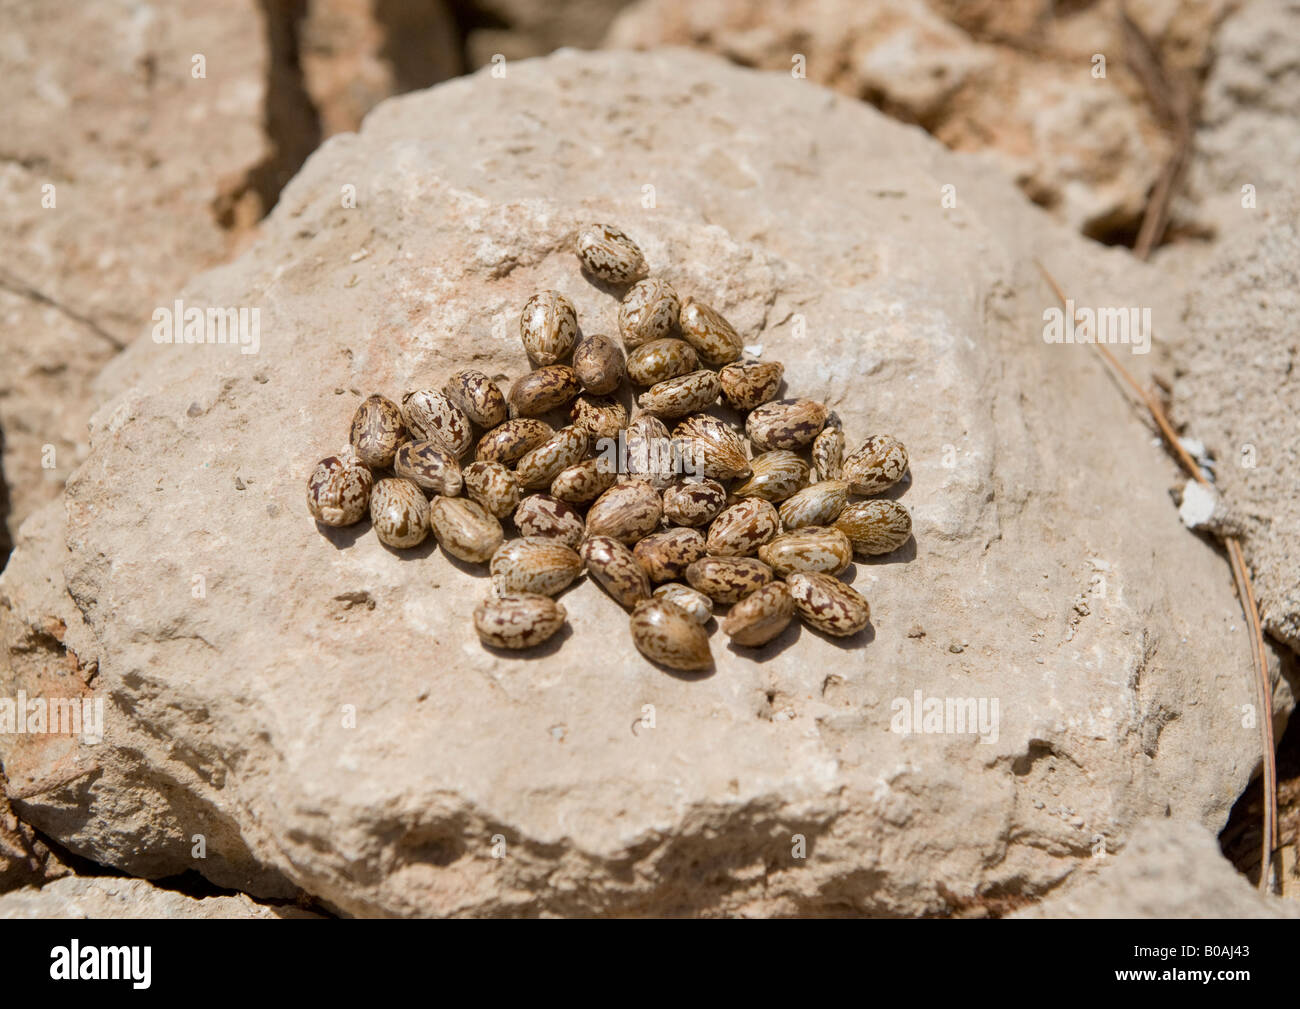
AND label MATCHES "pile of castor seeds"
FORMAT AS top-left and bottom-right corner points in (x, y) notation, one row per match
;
(307, 224), (912, 671)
